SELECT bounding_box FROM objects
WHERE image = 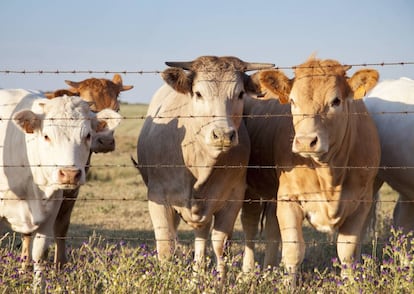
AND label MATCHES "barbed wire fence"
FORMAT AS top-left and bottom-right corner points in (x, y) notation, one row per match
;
(0, 61), (413, 246)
